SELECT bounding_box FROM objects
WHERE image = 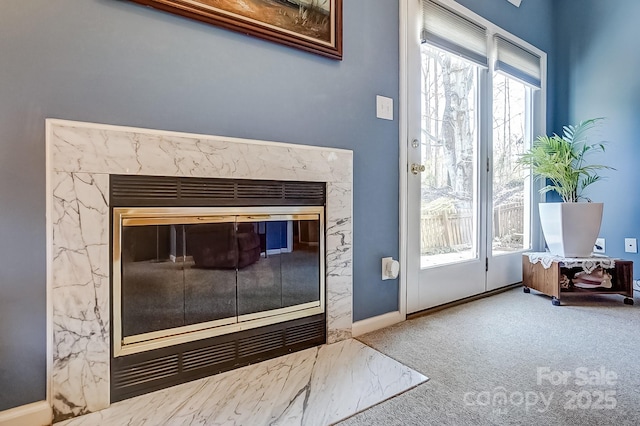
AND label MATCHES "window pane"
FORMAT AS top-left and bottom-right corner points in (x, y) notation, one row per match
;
(420, 44), (479, 268)
(491, 72), (531, 254)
